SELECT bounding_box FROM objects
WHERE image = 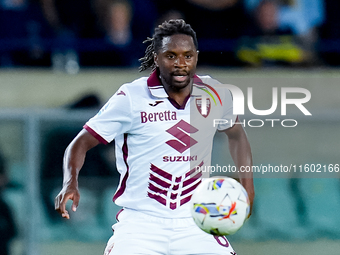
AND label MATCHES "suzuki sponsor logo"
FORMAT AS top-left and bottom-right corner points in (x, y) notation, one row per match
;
(165, 120), (198, 153)
(163, 155), (198, 162)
